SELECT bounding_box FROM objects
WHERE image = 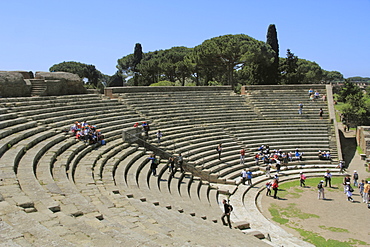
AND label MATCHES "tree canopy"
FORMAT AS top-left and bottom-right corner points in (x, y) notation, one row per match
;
(49, 61), (104, 87)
